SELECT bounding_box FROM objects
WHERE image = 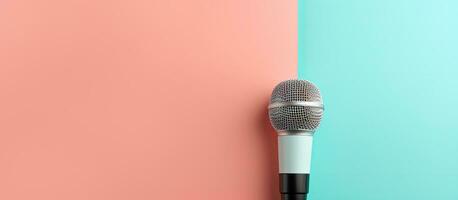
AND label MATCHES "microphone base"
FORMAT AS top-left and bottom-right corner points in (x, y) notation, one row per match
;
(280, 174), (309, 200)
(281, 194), (307, 200)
